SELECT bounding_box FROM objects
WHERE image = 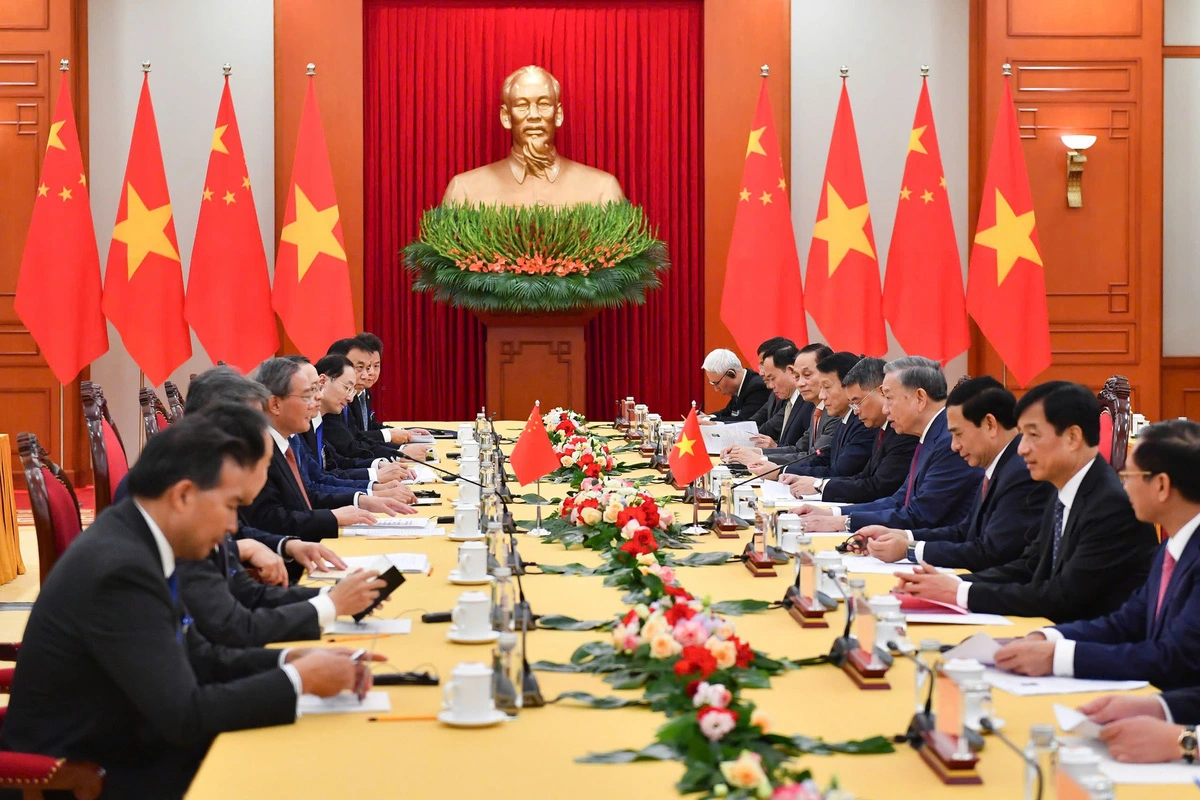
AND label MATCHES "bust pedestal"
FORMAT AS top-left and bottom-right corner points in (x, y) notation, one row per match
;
(475, 310), (599, 420)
